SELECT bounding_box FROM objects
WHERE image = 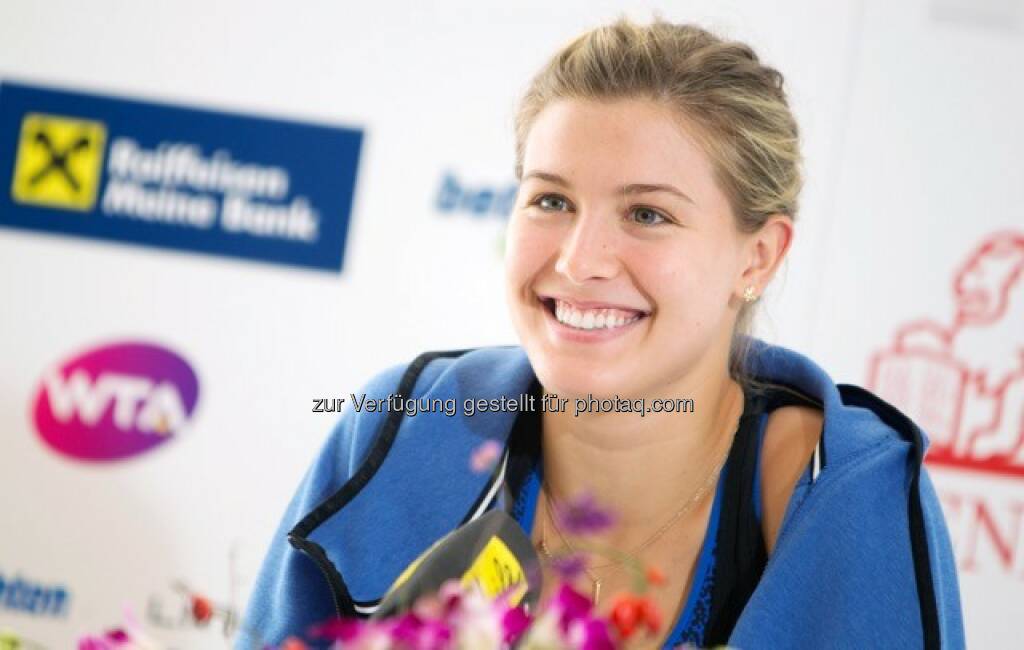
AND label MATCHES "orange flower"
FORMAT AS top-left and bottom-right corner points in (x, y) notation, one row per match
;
(190, 594), (213, 623)
(609, 593), (663, 640)
(280, 637), (308, 650)
(637, 596), (662, 633)
(645, 566), (667, 586)
(609, 595), (640, 639)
